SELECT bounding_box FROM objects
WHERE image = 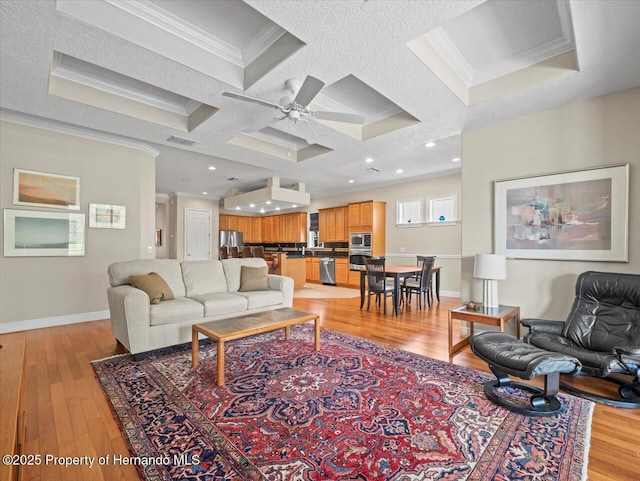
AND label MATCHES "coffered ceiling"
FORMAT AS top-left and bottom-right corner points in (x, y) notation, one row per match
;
(1, 0), (639, 212)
